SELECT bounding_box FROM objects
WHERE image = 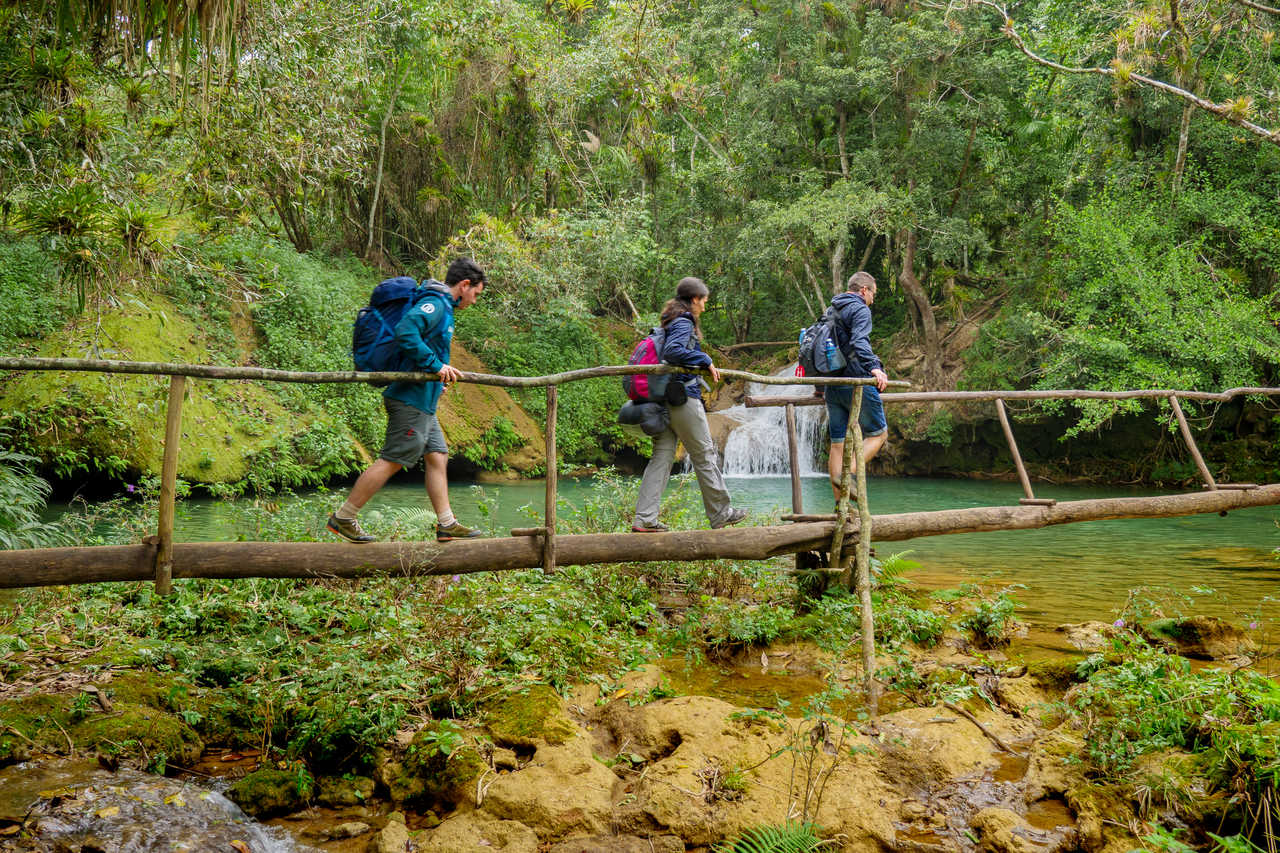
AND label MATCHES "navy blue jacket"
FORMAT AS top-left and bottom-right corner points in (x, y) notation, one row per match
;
(831, 292), (882, 378)
(660, 313), (713, 401)
(383, 280), (455, 414)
